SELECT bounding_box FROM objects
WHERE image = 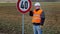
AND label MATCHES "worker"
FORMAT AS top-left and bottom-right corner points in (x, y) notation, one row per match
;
(29, 2), (45, 34)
